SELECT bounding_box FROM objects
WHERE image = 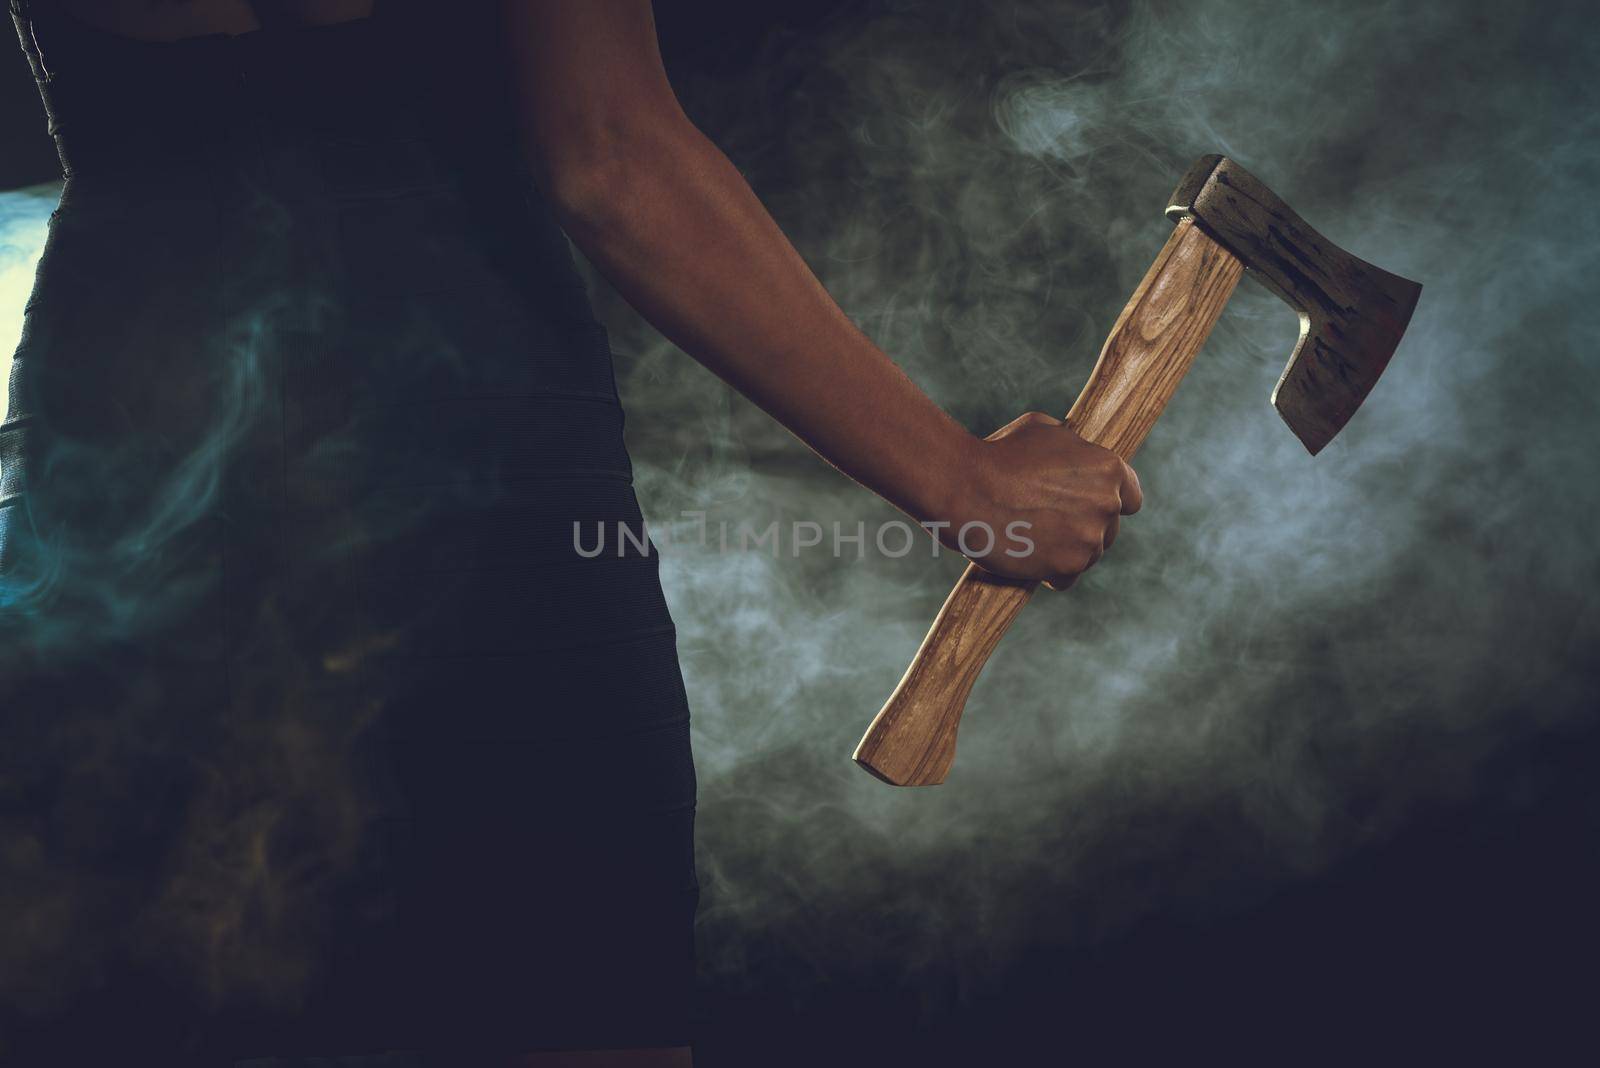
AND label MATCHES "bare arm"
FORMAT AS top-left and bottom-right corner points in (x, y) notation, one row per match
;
(502, 1), (1140, 587)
